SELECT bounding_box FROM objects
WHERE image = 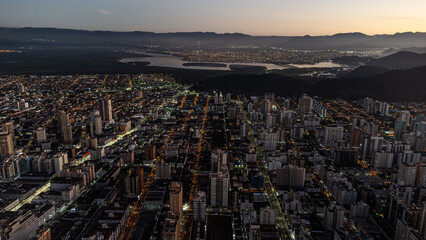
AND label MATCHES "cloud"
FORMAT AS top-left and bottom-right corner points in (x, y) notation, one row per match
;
(97, 9), (111, 15)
